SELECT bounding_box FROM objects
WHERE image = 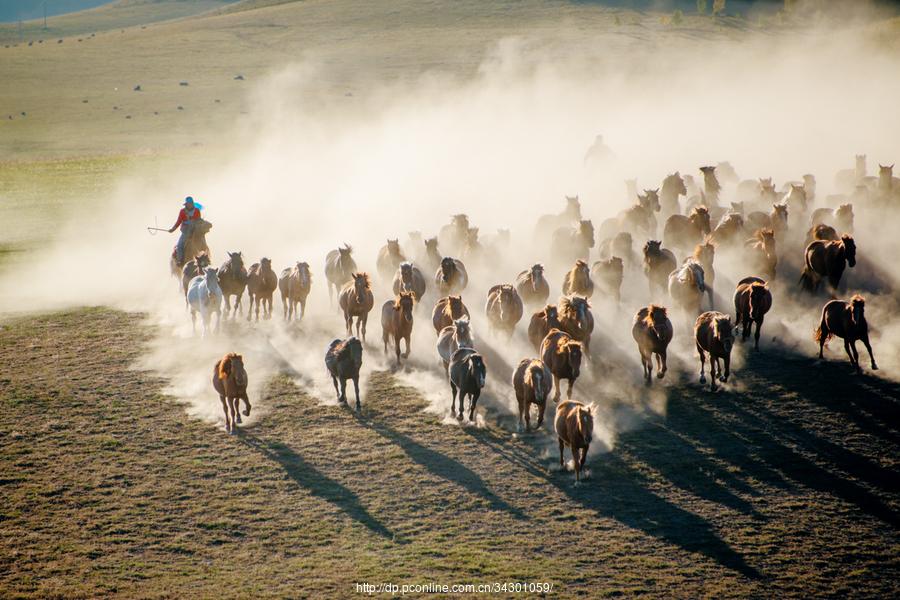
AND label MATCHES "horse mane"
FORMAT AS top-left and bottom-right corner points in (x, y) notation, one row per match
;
(691, 205), (708, 216)
(641, 304), (667, 328)
(353, 272), (372, 289)
(712, 315), (731, 339)
(558, 295), (589, 319)
(756, 227), (774, 241)
(218, 353), (241, 380)
(850, 294), (865, 307)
